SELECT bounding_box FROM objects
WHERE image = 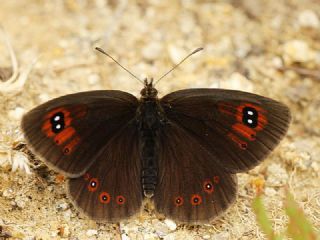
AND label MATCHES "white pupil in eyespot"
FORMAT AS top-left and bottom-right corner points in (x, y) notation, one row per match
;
(247, 110), (254, 115)
(54, 116), (60, 121)
(247, 119), (253, 124)
(91, 182), (96, 187)
(56, 124), (61, 129)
